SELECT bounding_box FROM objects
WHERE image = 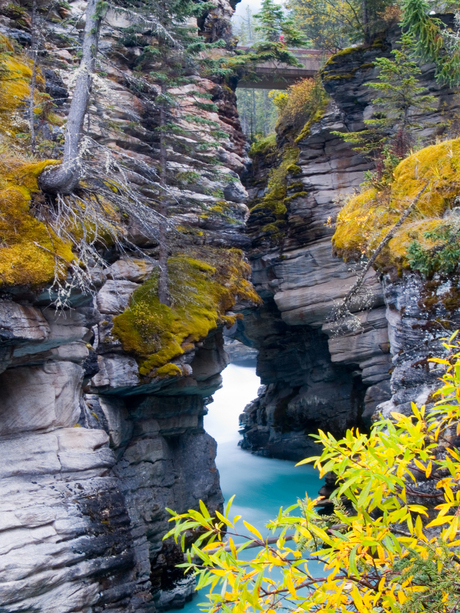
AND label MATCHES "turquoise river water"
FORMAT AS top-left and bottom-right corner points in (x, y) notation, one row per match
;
(178, 364), (323, 612)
